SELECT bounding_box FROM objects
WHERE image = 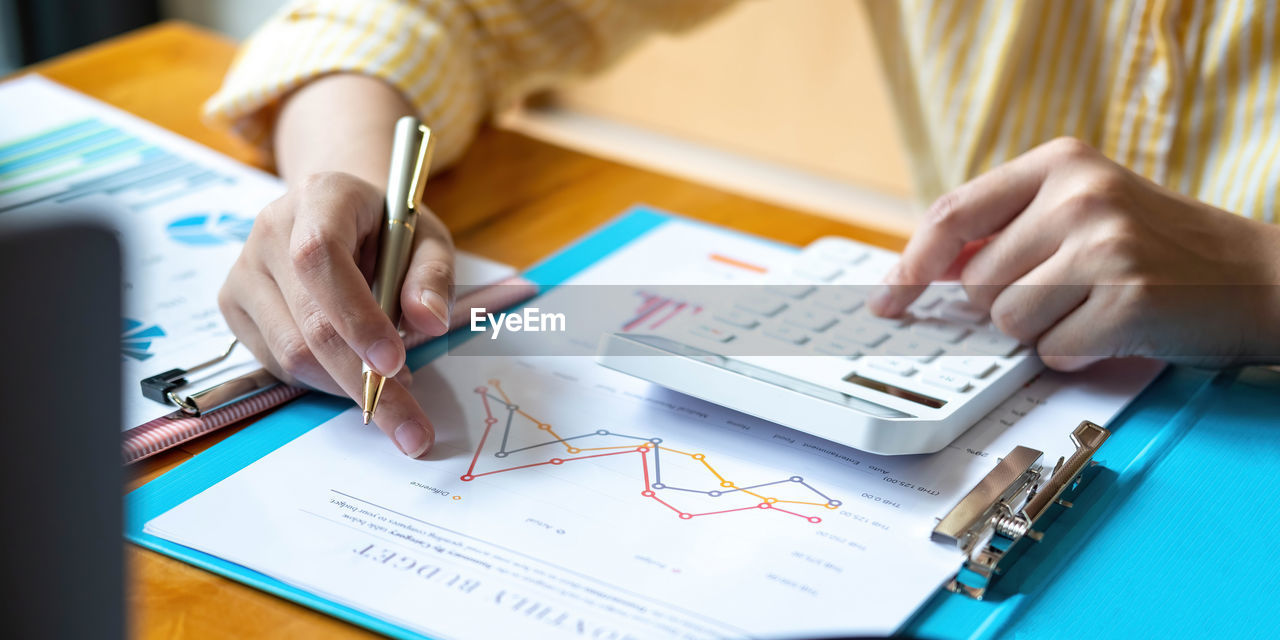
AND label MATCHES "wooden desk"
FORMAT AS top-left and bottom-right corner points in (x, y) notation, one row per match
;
(26, 21), (908, 639)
